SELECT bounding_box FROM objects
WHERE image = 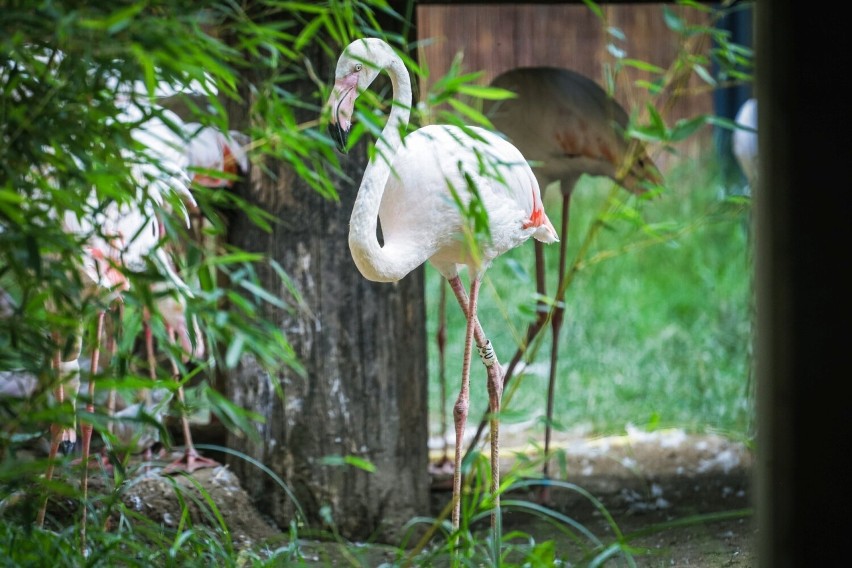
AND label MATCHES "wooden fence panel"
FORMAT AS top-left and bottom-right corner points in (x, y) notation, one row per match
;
(416, 3), (714, 164)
